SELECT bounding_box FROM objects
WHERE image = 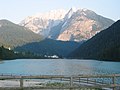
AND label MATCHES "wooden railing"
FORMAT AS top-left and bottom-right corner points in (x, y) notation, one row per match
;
(0, 74), (120, 90)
